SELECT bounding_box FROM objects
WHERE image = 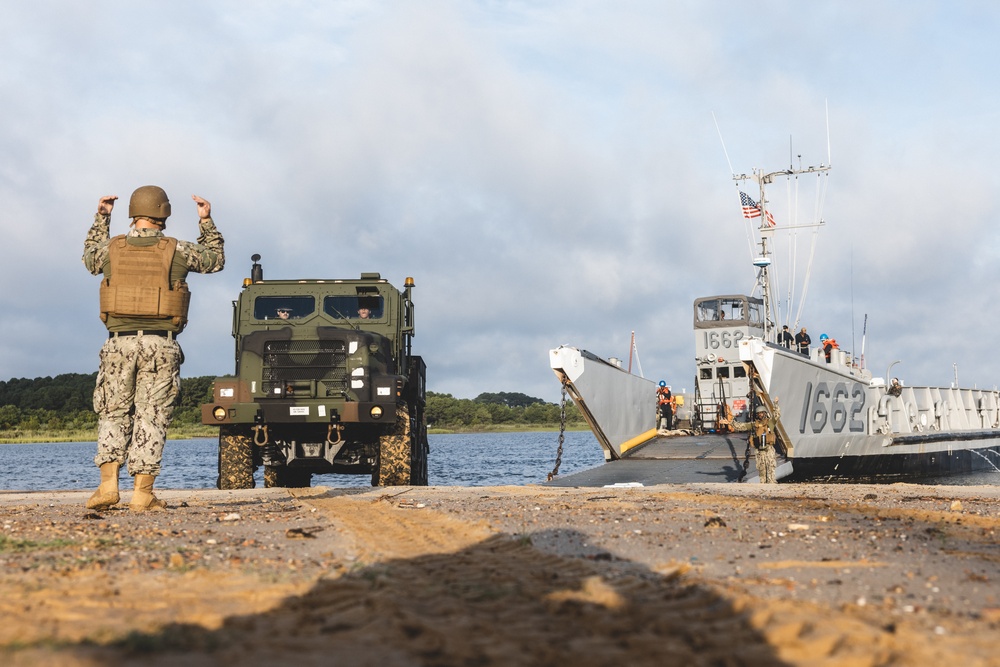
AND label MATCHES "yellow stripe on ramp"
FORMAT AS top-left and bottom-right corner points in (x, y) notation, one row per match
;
(619, 428), (659, 455)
